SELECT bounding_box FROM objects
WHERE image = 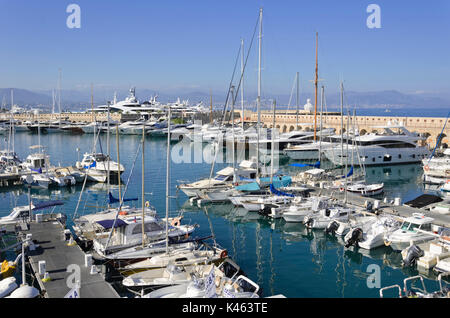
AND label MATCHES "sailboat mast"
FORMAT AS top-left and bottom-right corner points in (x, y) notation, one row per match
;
(340, 82), (344, 167)
(344, 110), (350, 204)
(58, 68), (62, 127)
(116, 125), (121, 205)
(107, 101), (111, 210)
(296, 72), (299, 129)
(209, 89), (213, 124)
(270, 99), (276, 184)
(165, 106), (172, 253)
(256, 7), (262, 182)
(241, 38), (245, 131)
(141, 127), (145, 248)
(319, 86), (324, 163)
(231, 86), (236, 183)
(313, 32), (318, 142)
